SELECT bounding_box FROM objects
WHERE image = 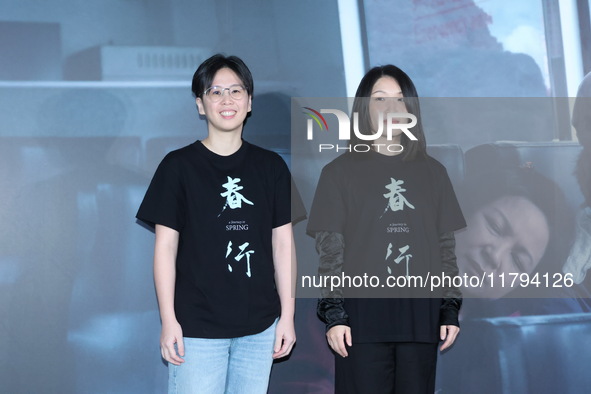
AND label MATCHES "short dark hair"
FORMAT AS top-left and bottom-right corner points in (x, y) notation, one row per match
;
(191, 54), (254, 99)
(351, 65), (427, 160)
